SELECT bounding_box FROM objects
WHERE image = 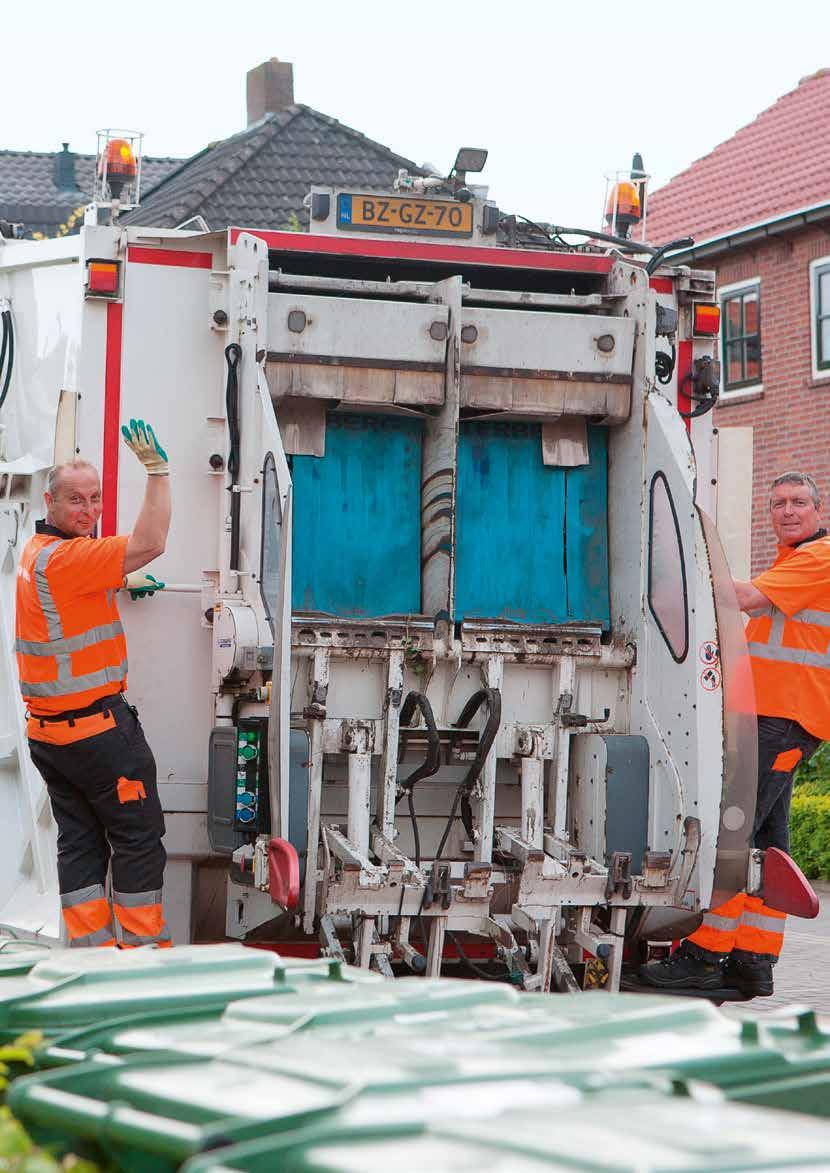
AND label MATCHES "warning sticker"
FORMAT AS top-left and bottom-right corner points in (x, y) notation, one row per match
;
(699, 641), (719, 665)
(700, 666), (722, 692)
